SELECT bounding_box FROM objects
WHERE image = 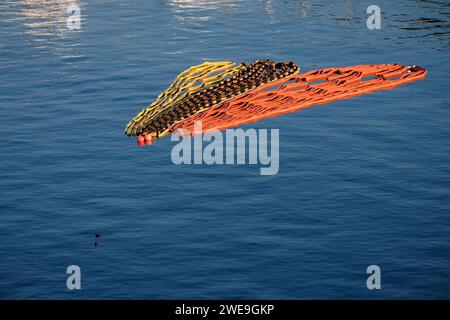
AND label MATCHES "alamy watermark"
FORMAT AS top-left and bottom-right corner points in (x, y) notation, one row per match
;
(366, 5), (381, 30)
(66, 265), (81, 290)
(366, 265), (381, 290)
(170, 121), (279, 176)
